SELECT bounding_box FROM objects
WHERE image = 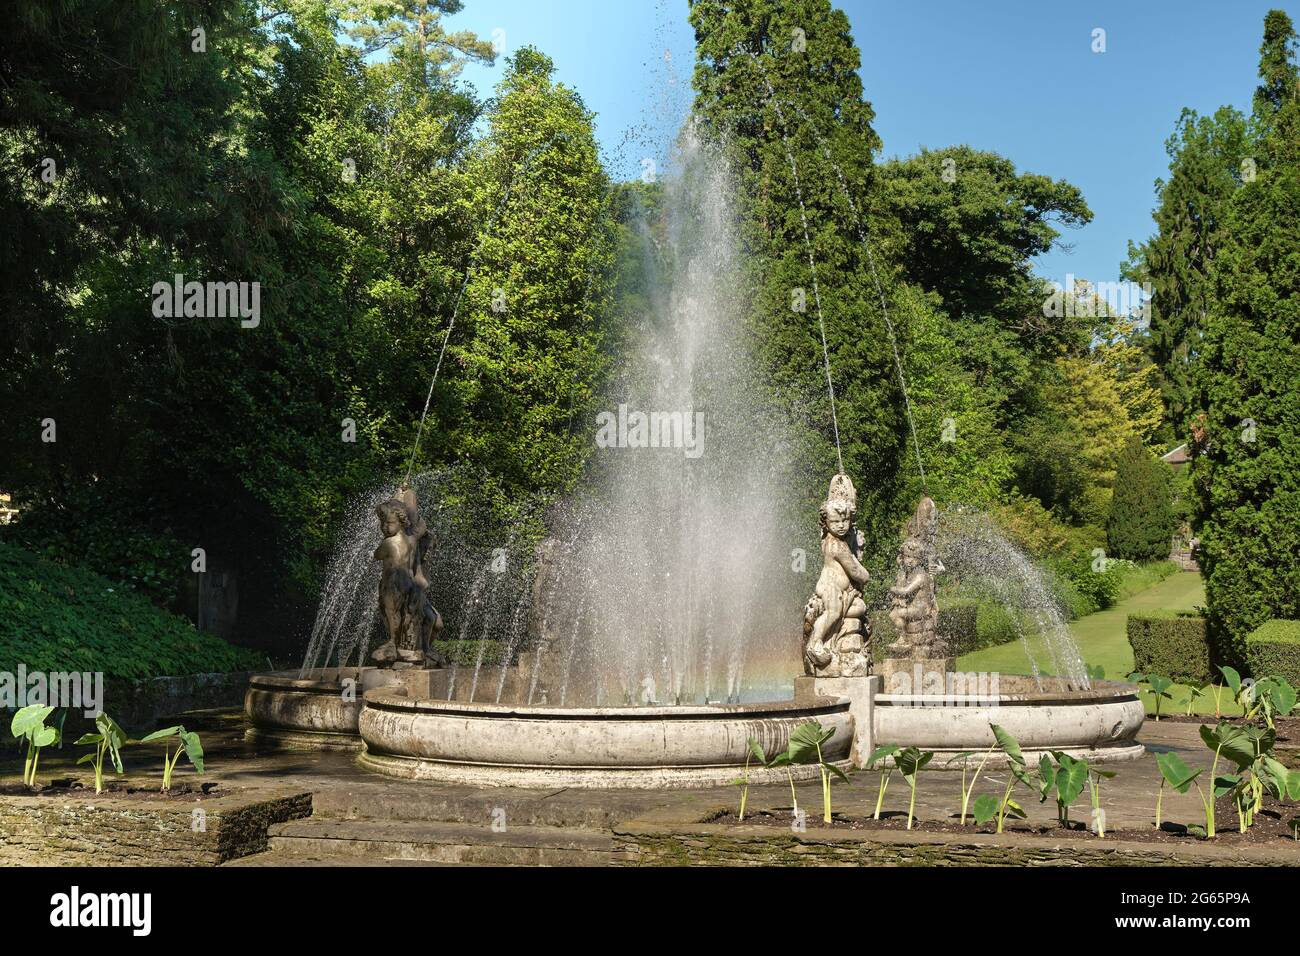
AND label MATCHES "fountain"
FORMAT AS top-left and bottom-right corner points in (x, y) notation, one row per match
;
(245, 120), (1144, 785)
